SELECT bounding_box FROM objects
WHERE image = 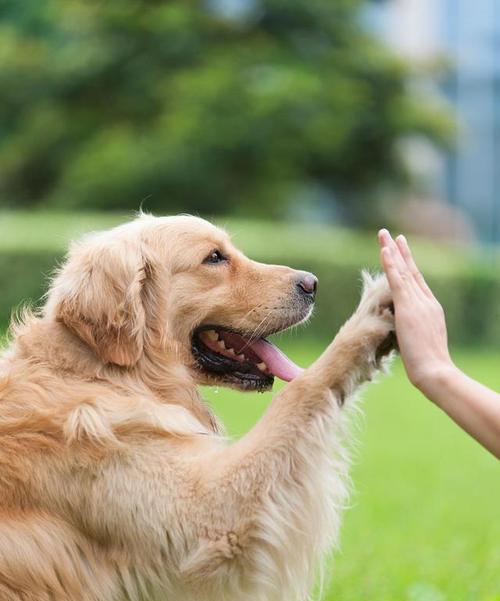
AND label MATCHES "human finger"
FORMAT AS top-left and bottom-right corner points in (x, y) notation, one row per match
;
(378, 229), (414, 287)
(380, 246), (408, 301)
(395, 235), (434, 298)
